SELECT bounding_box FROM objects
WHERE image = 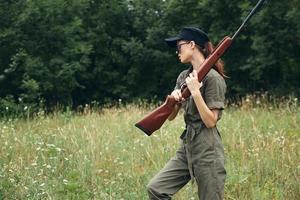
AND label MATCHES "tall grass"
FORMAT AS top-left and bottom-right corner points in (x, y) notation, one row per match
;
(0, 100), (299, 199)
